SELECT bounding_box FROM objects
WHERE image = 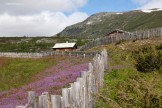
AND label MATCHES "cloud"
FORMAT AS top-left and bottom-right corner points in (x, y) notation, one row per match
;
(0, 11), (88, 36)
(1, 0), (88, 15)
(132, 0), (162, 9)
(0, 0), (89, 37)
